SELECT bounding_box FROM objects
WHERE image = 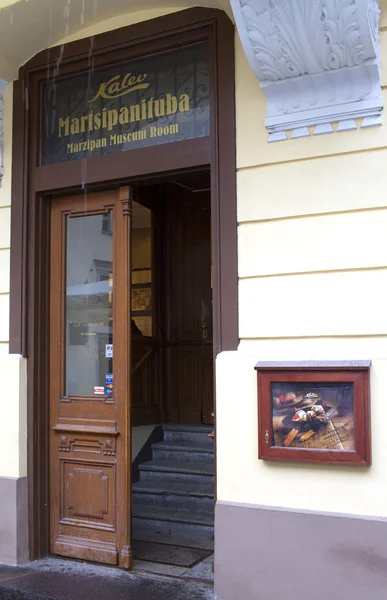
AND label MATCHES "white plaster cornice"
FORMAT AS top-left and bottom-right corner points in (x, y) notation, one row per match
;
(230, 0), (384, 140)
